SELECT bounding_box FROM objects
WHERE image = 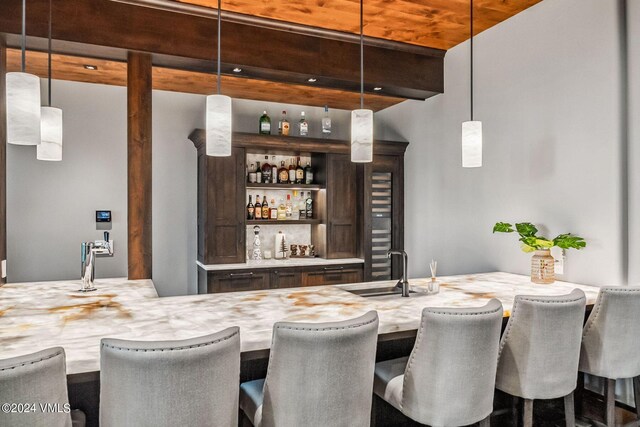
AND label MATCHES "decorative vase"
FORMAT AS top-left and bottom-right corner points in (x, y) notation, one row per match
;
(531, 249), (555, 284)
